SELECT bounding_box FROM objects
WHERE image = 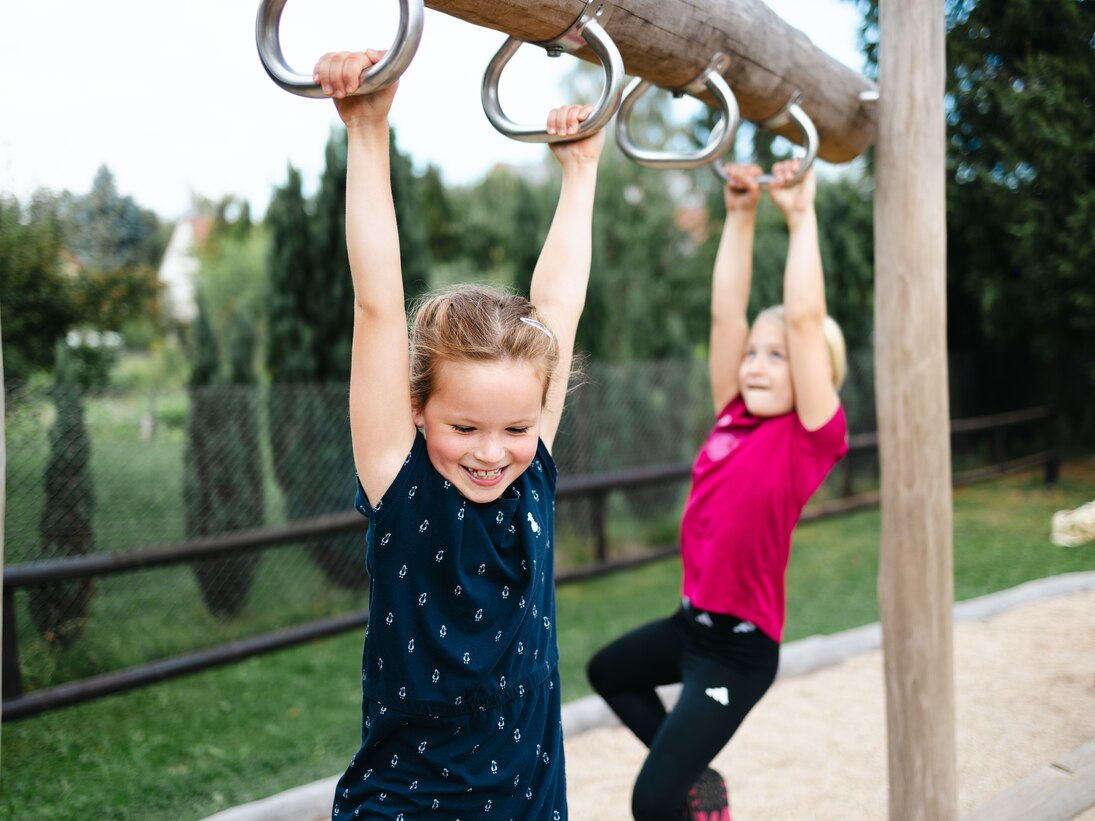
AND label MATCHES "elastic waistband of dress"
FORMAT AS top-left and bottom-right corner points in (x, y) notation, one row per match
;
(363, 659), (557, 718)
